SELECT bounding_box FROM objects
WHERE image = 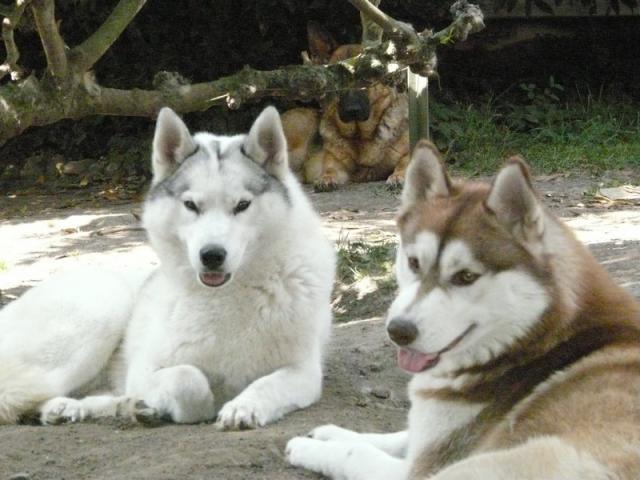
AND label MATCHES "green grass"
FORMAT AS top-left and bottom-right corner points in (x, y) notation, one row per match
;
(333, 238), (398, 323)
(336, 238), (396, 285)
(431, 91), (640, 175)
